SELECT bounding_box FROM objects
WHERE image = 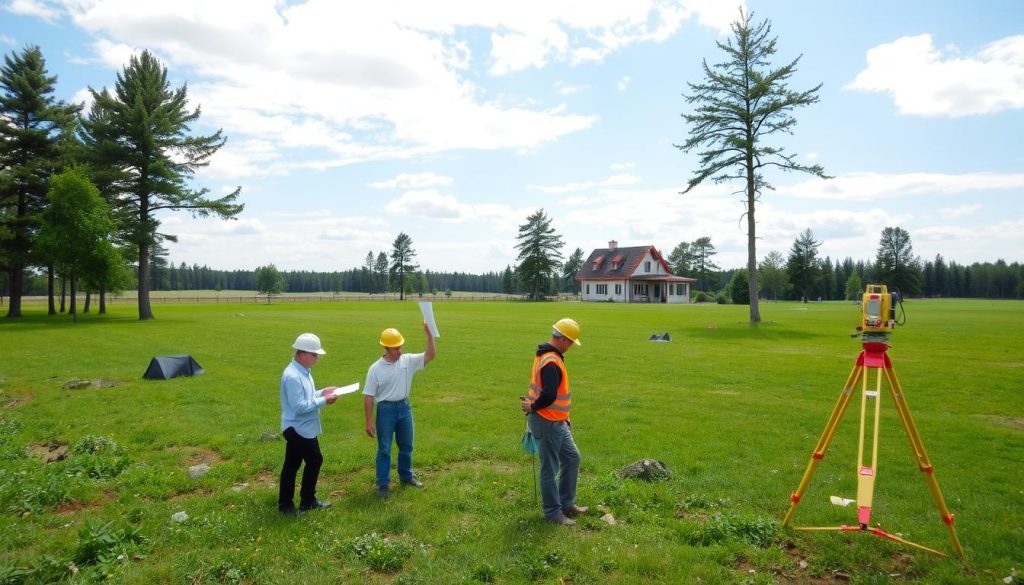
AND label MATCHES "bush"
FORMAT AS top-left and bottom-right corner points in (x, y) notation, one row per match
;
(692, 291), (713, 303)
(342, 532), (413, 573)
(728, 269), (750, 305)
(715, 291), (730, 304)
